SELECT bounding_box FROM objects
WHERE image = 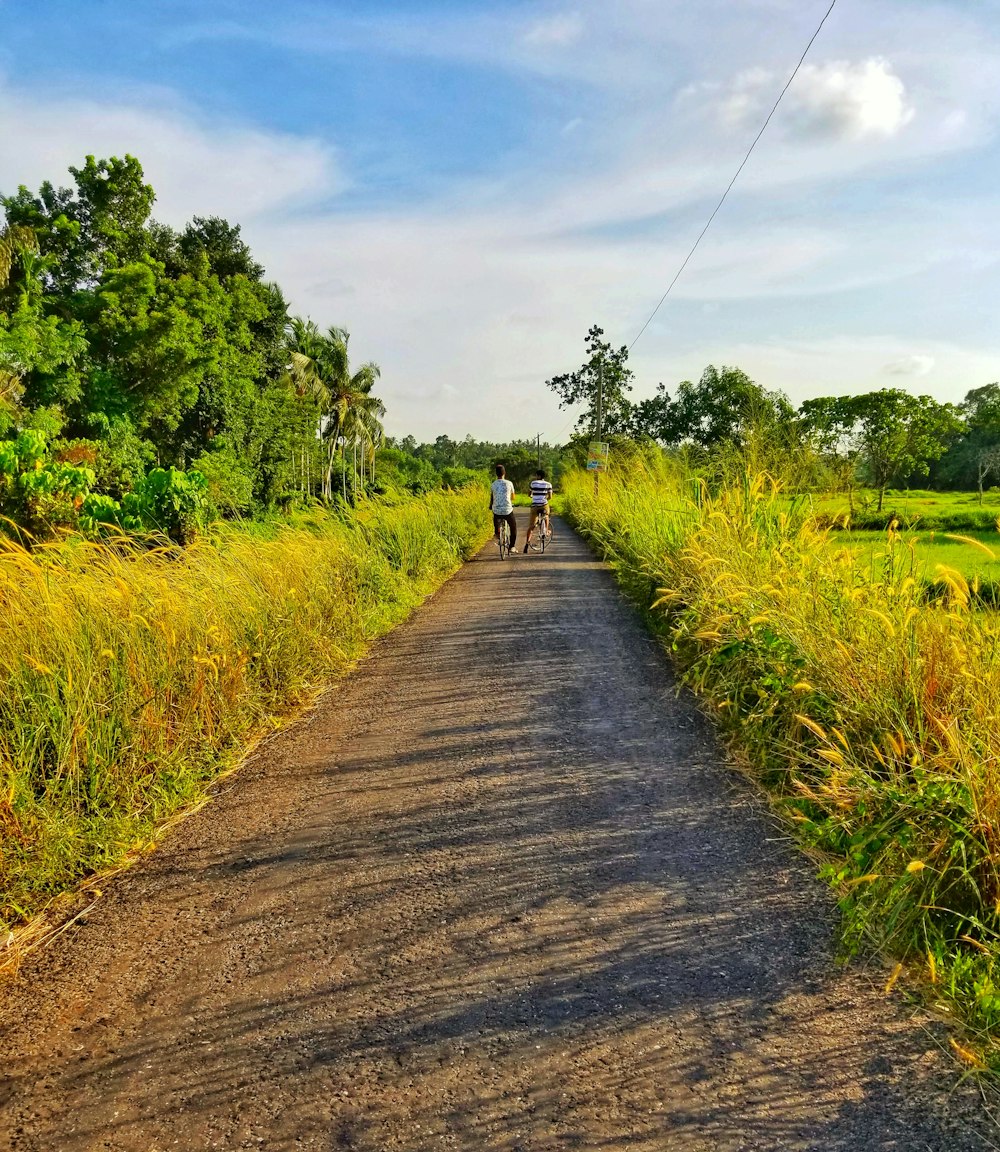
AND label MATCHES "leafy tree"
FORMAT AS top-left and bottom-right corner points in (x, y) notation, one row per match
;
(937, 384), (1000, 500)
(633, 365), (793, 449)
(2, 154), (155, 297)
(799, 389), (961, 512)
(0, 152), (401, 529)
(176, 216), (265, 282)
(0, 224), (86, 433)
(546, 325), (633, 438)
